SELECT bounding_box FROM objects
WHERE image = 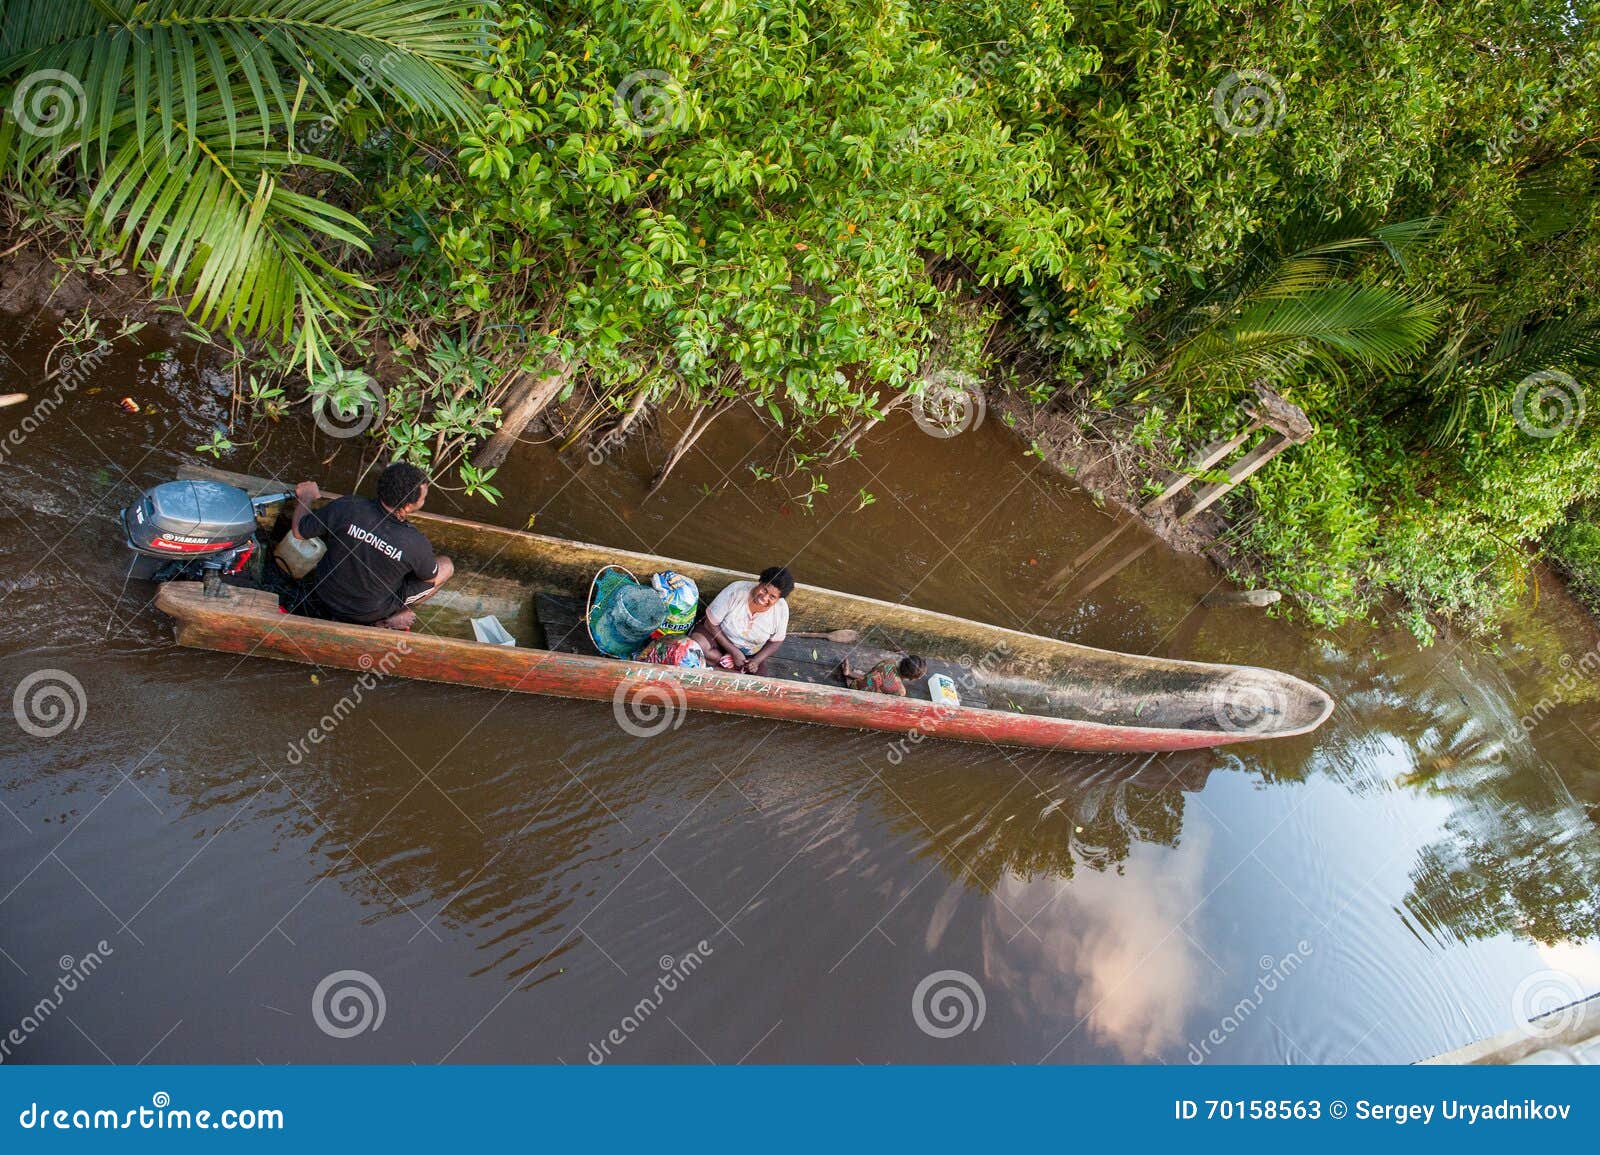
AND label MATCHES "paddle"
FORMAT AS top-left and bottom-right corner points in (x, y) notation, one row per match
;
(789, 628), (862, 644)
